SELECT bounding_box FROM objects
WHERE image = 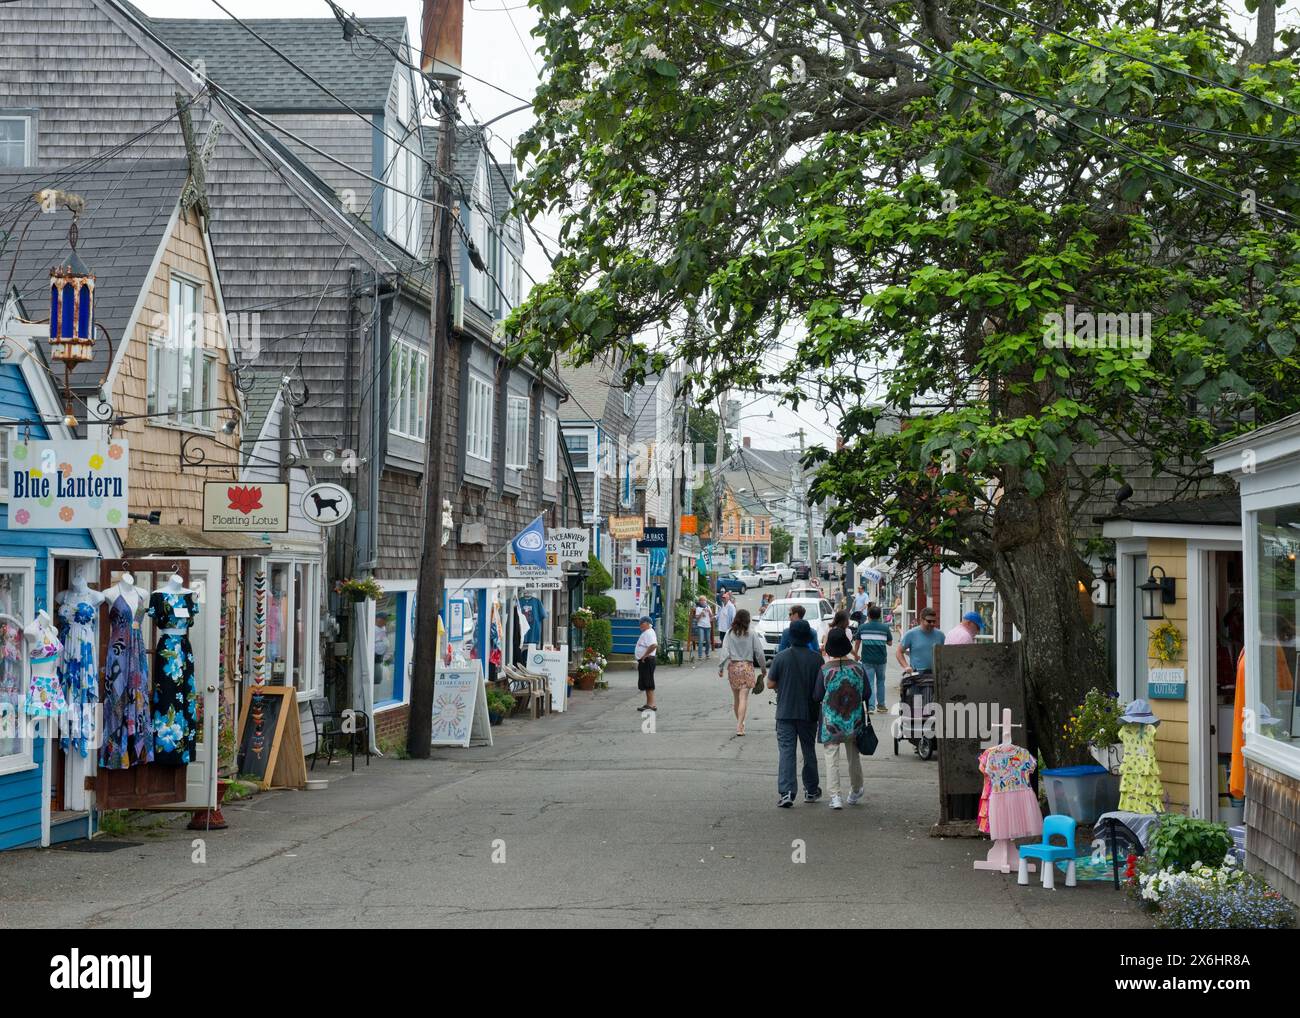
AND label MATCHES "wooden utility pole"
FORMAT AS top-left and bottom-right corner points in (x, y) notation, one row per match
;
(409, 0), (462, 756)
